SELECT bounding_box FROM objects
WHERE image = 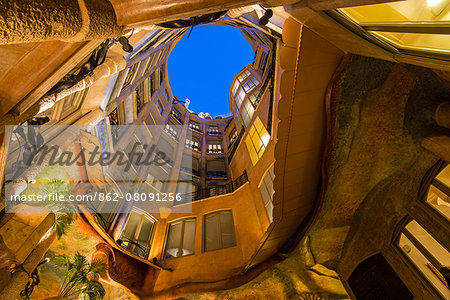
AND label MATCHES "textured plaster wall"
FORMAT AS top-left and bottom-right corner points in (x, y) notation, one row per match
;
(0, 0), (123, 44)
(186, 55), (449, 299)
